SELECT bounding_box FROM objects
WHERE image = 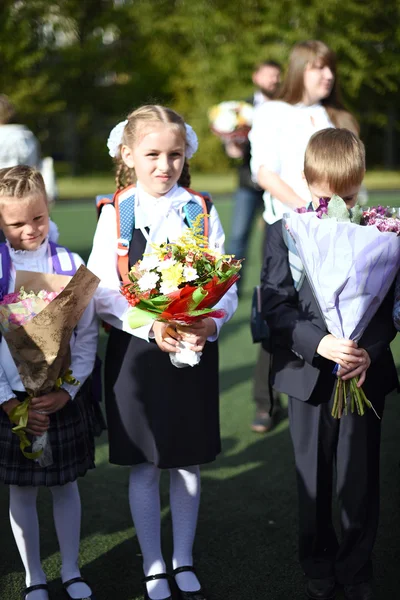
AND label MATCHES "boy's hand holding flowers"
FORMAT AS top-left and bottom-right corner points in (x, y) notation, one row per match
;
(316, 335), (364, 369)
(176, 319), (217, 352)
